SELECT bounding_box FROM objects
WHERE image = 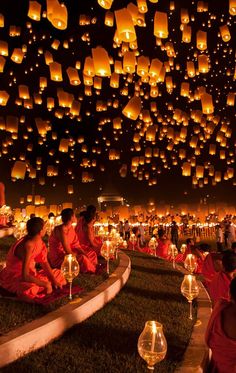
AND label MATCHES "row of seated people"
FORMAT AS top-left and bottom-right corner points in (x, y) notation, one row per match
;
(0, 205), (102, 302)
